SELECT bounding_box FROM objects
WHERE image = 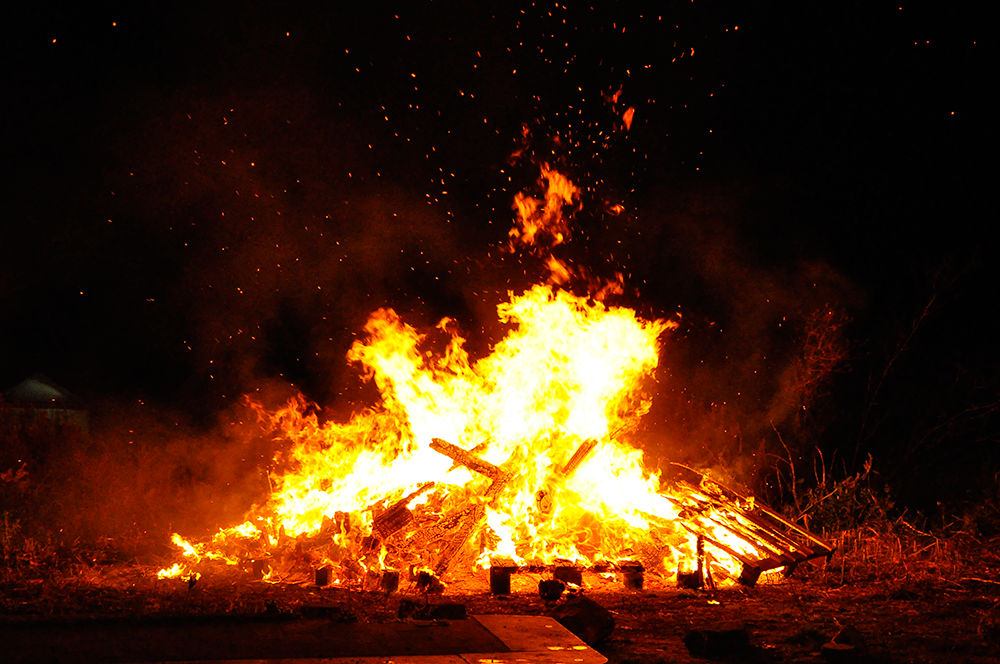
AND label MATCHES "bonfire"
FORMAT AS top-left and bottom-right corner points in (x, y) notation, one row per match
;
(159, 164), (832, 591)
